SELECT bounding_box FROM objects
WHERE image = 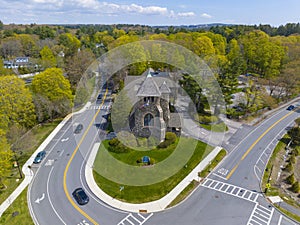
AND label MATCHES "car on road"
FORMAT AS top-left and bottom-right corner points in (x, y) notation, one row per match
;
(287, 105), (295, 111)
(74, 123), (83, 134)
(33, 150), (46, 164)
(72, 188), (89, 205)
